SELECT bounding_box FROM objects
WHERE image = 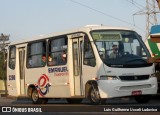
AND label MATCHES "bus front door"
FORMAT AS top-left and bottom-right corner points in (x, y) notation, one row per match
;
(72, 37), (83, 96)
(18, 48), (26, 96)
